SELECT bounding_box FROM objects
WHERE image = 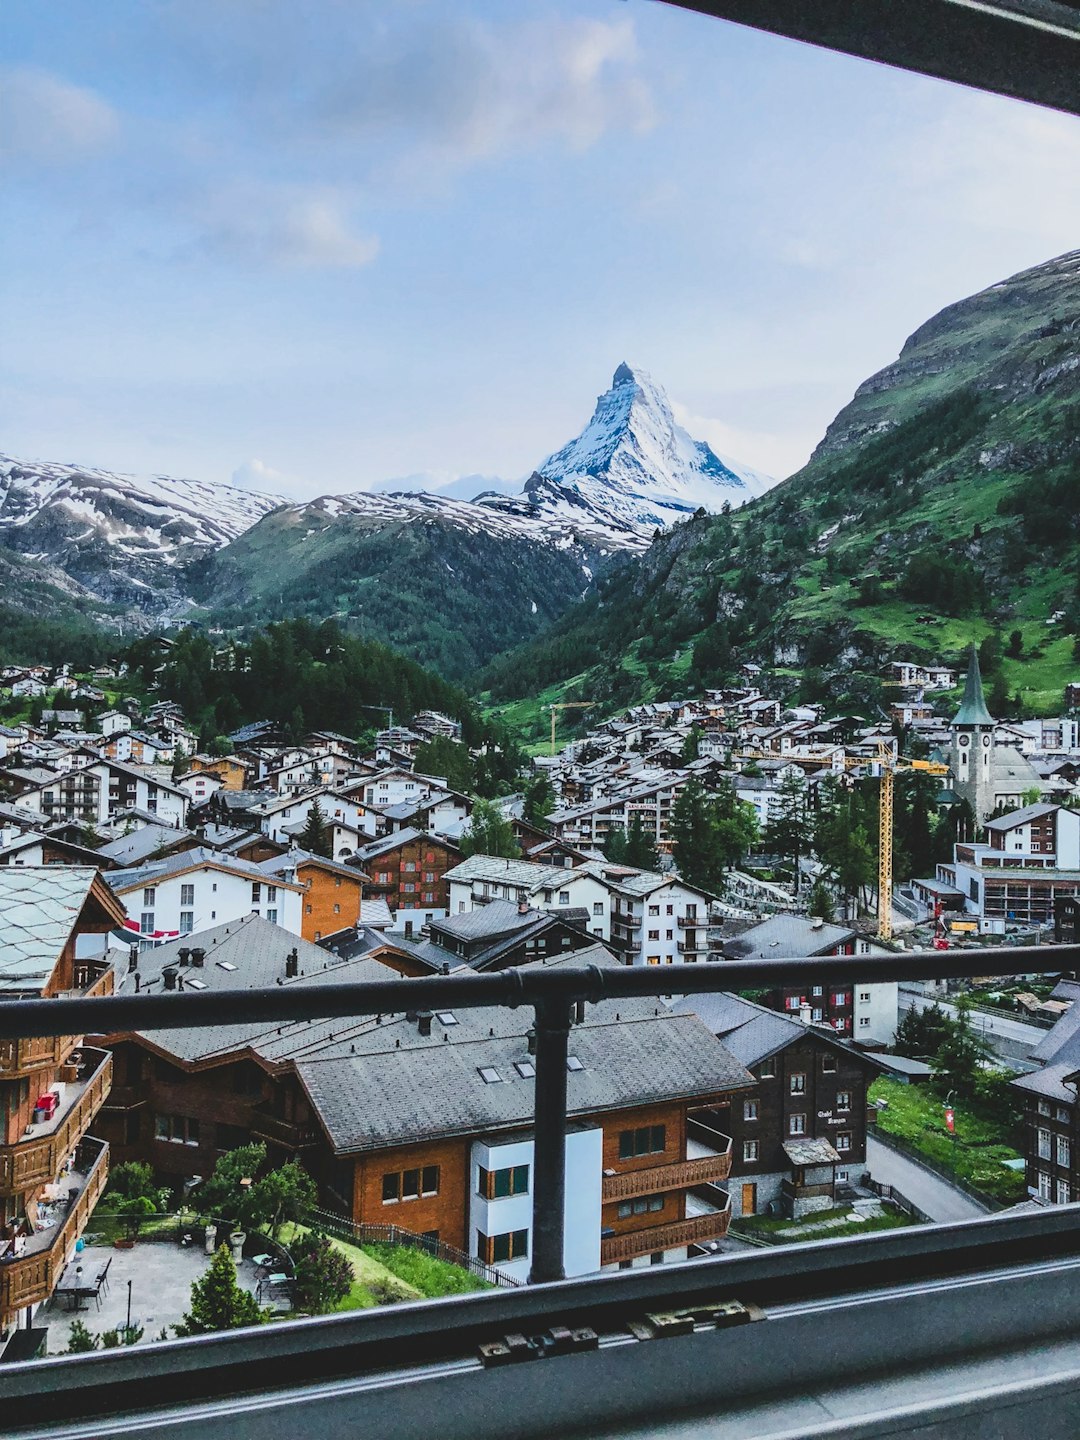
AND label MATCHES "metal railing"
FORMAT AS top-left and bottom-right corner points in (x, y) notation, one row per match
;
(308, 1209), (518, 1289)
(0, 942), (1076, 1286)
